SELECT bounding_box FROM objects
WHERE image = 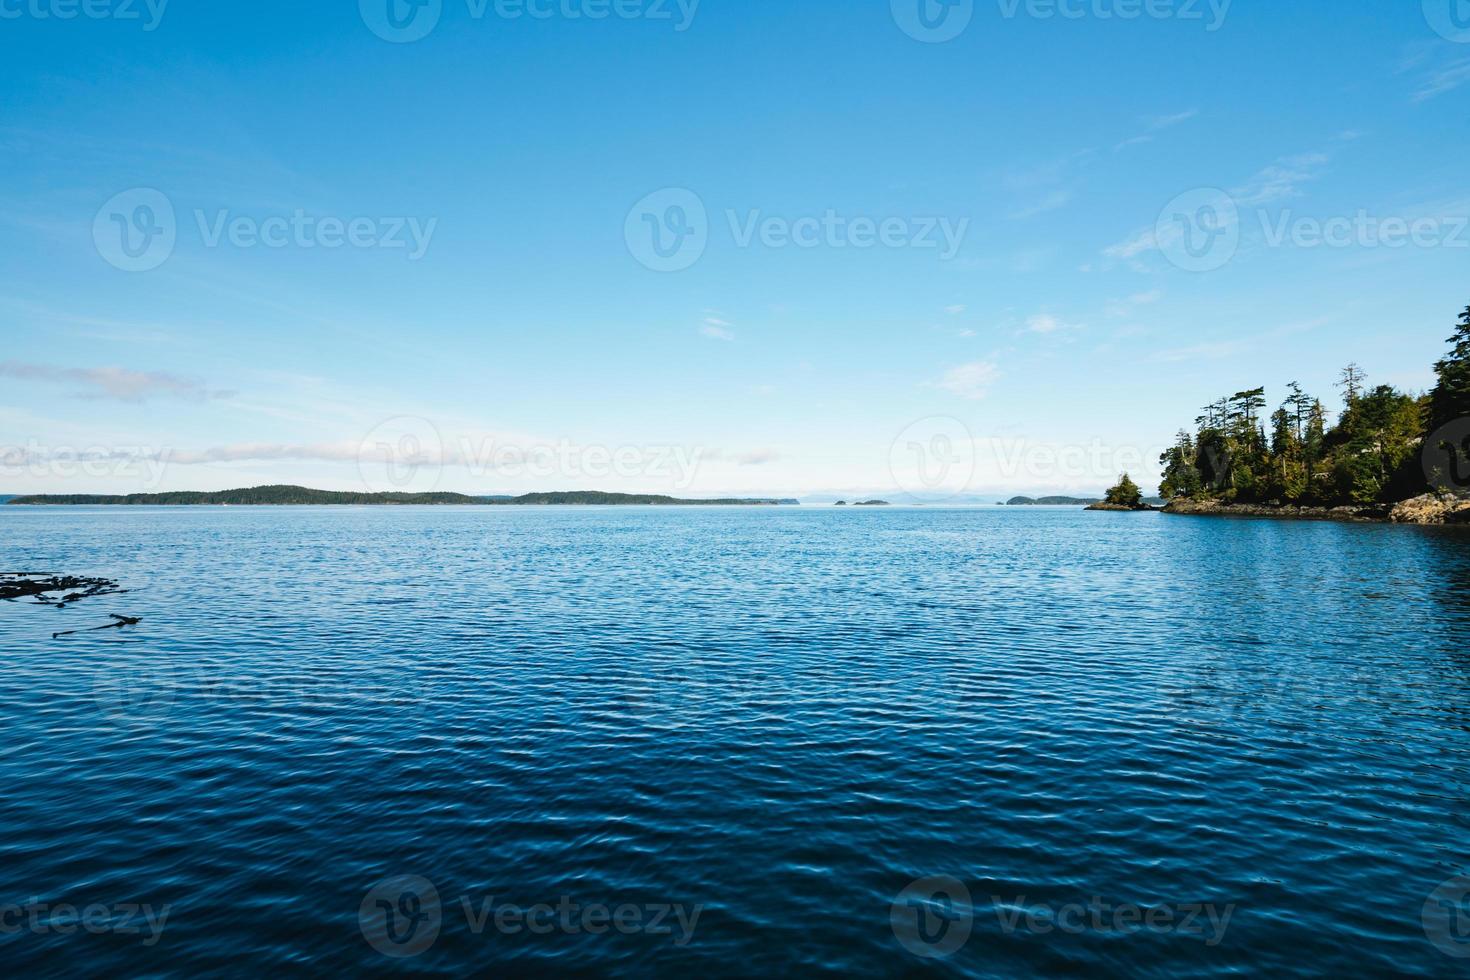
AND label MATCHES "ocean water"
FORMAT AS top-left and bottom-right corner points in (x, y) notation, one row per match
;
(1, 505), (1468, 976)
